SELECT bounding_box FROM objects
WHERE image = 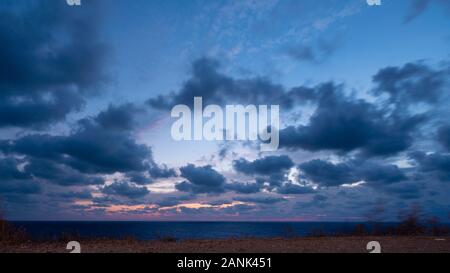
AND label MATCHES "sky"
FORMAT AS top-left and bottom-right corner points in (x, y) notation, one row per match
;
(0, 0), (449, 221)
